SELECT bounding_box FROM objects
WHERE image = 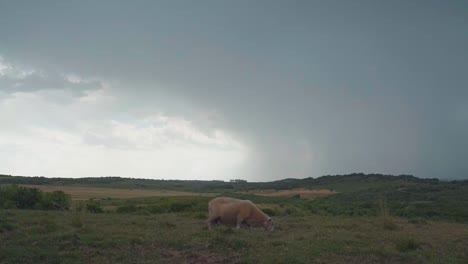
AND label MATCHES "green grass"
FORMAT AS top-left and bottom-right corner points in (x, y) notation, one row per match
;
(3, 173), (466, 223)
(1, 174), (467, 263)
(1, 196), (467, 264)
